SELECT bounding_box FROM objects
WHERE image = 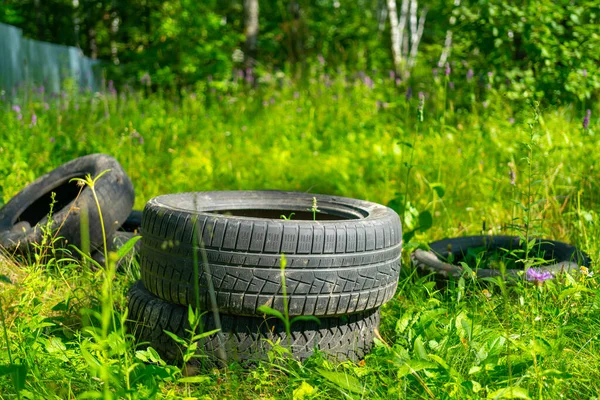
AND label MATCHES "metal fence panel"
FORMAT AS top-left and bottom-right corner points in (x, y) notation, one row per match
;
(0, 22), (101, 94)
